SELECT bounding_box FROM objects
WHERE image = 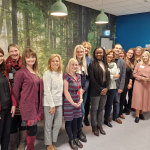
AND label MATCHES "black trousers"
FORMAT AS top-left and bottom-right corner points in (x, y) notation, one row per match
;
(125, 79), (135, 110)
(0, 107), (12, 150)
(84, 87), (91, 119)
(10, 115), (26, 134)
(119, 84), (128, 115)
